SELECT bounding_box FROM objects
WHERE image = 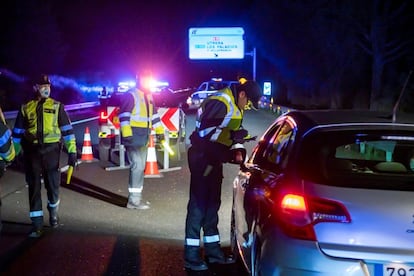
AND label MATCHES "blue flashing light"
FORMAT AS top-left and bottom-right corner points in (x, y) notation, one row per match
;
(150, 80), (169, 92)
(118, 80), (137, 92)
(79, 85), (105, 93)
